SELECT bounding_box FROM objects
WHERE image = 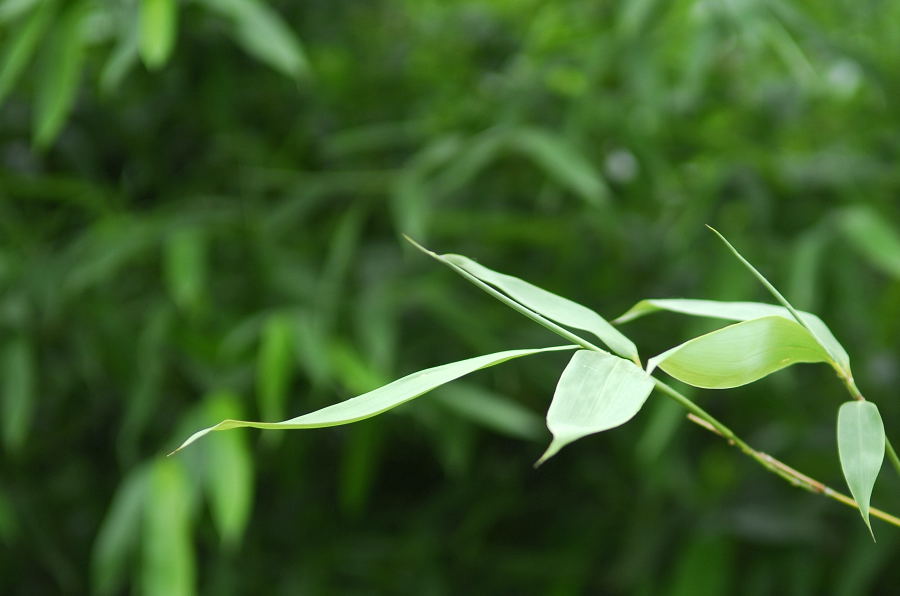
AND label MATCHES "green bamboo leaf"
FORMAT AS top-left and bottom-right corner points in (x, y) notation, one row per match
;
(203, 392), (254, 549)
(406, 240), (637, 361)
(163, 226), (207, 314)
(200, 0), (308, 79)
(0, 0), (41, 23)
(433, 383), (544, 441)
(173, 345), (576, 452)
(706, 227), (852, 376)
(0, 0), (54, 102)
(614, 298), (849, 373)
(2, 336), (35, 454)
(139, 0), (177, 69)
(142, 458), (194, 596)
(839, 206), (900, 279)
(92, 466), (149, 596)
(257, 312), (296, 422)
(648, 316), (830, 389)
(837, 401), (885, 538)
(537, 350), (654, 465)
(32, 2), (86, 148)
